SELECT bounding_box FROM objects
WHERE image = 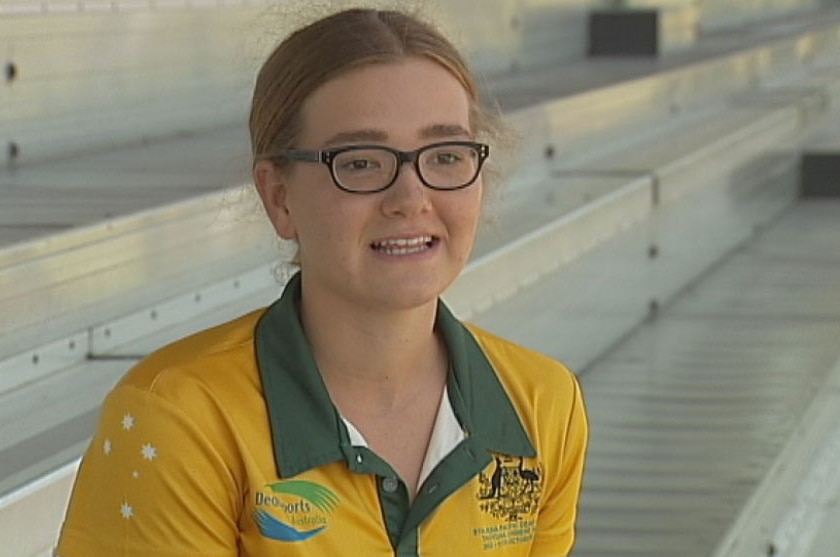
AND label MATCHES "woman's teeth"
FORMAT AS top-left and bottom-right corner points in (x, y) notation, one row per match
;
(372, 236), (435, 255)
